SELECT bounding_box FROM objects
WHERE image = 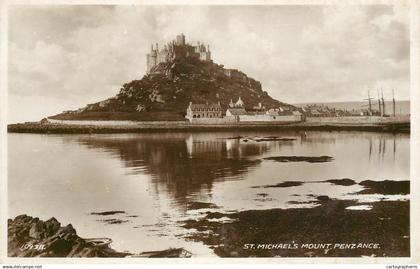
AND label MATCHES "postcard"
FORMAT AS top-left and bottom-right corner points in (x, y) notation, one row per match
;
(1, 0), (419, 265)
